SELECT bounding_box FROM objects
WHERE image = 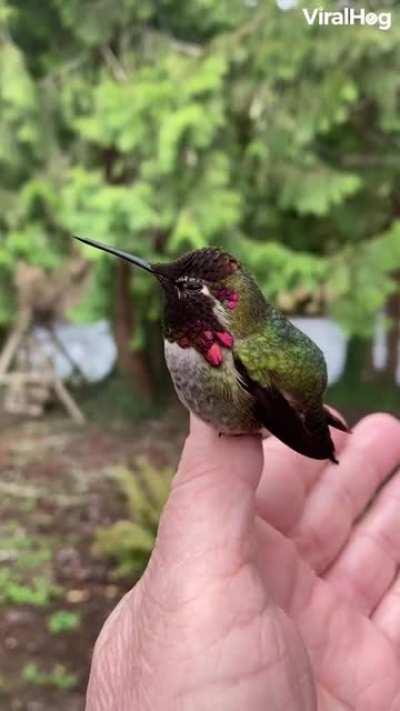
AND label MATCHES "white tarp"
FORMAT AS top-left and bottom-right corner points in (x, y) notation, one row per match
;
(34, 317), (398, 386)
(291, 317), (348, 385)
(33, 320), (117, 383)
